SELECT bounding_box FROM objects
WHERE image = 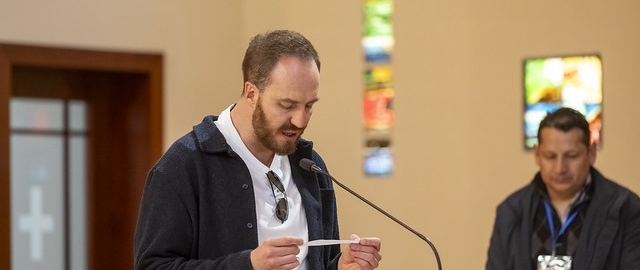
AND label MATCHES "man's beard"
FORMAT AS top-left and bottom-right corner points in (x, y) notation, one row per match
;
(252, 98), (302, 155)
